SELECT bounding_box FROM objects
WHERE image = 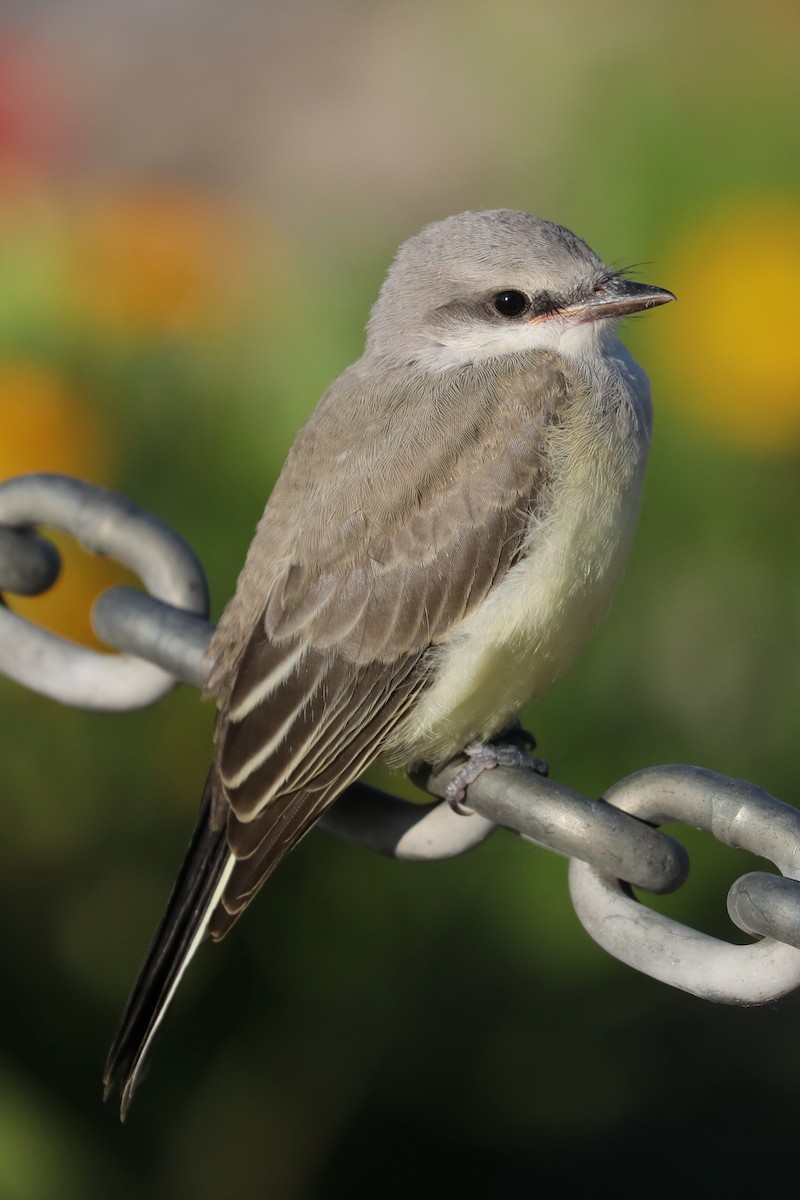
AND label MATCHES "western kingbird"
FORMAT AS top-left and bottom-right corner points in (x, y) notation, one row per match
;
(104, 209), (674, 1115)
